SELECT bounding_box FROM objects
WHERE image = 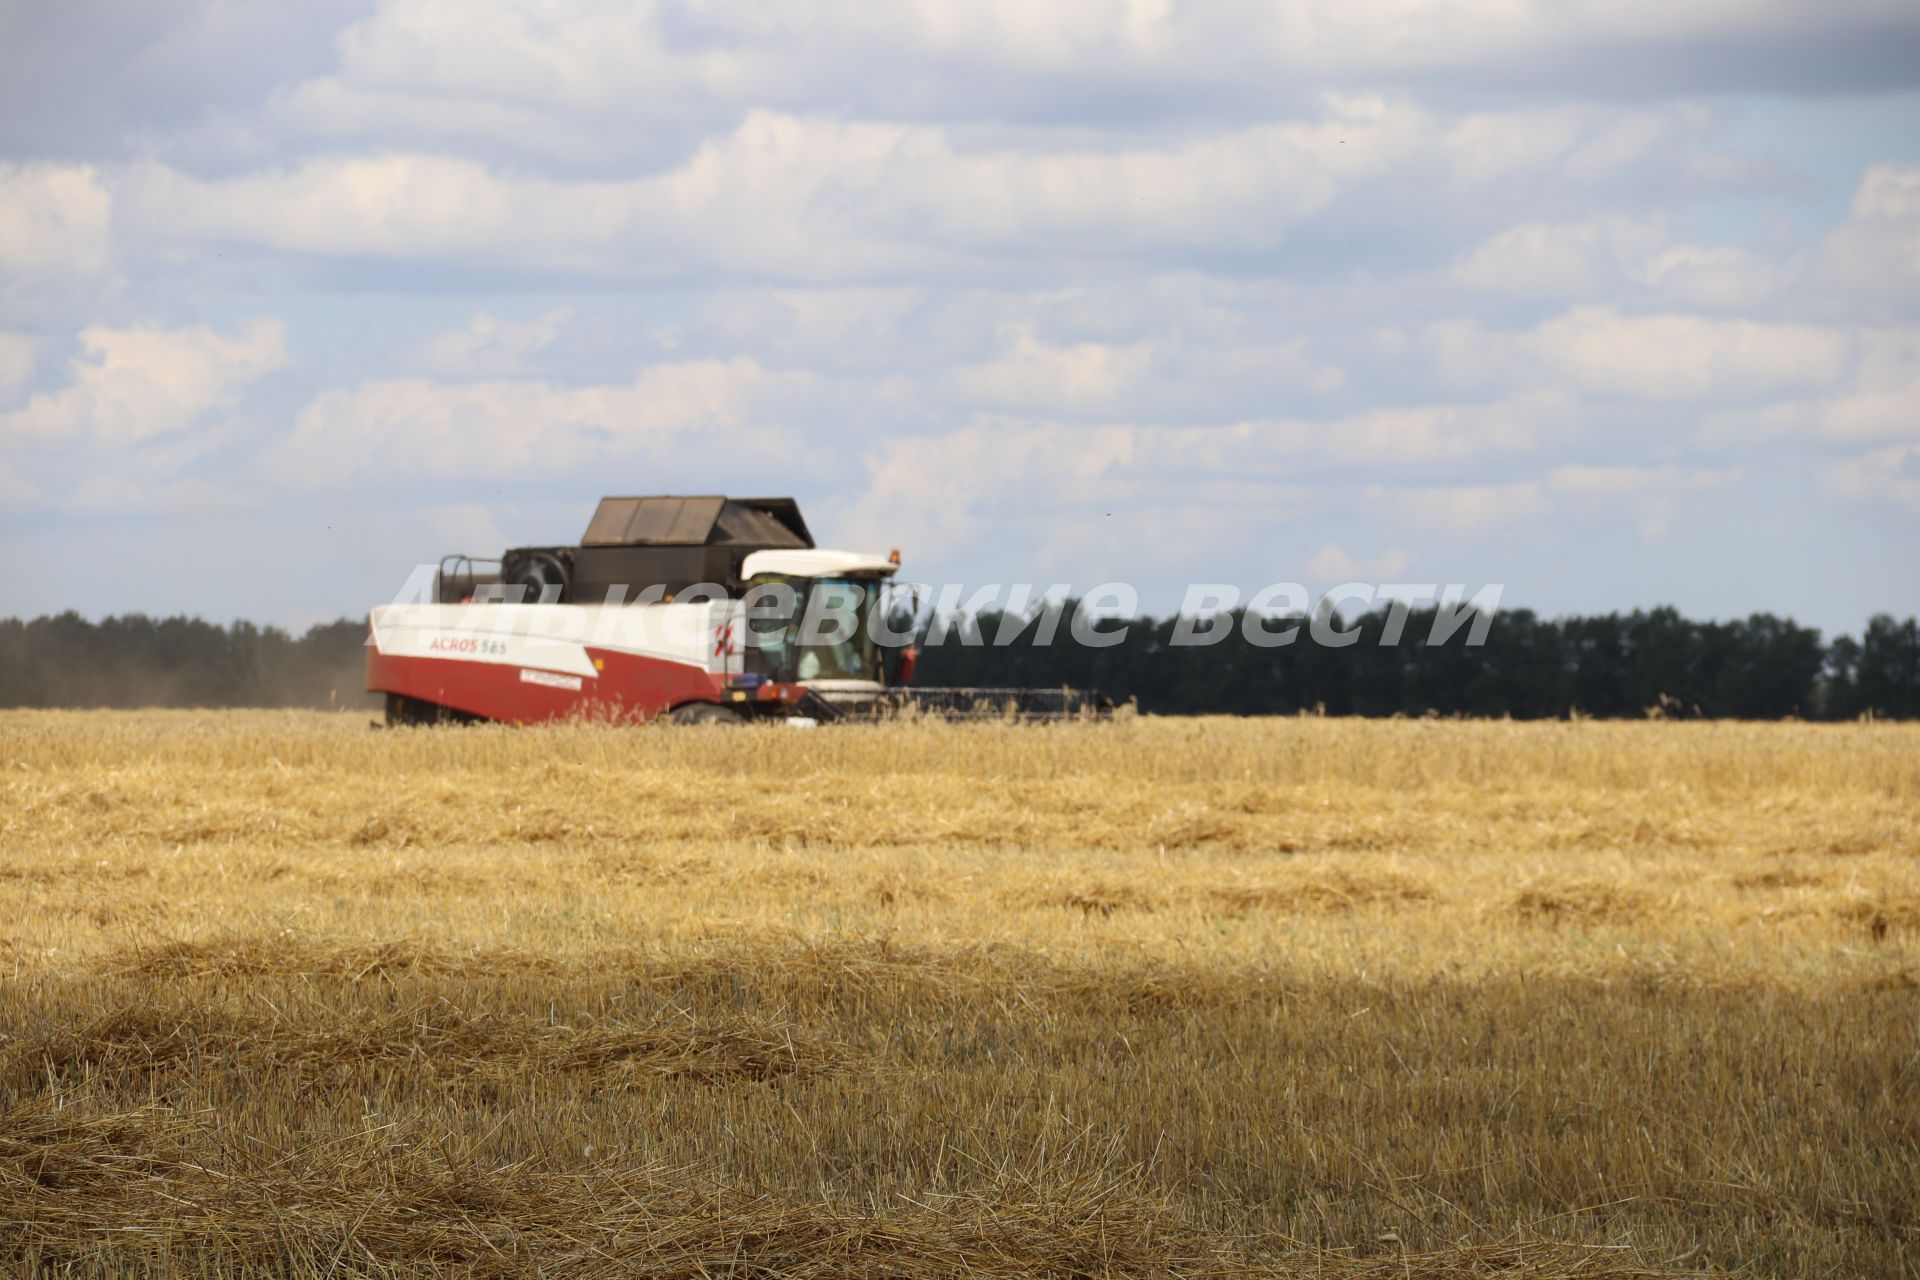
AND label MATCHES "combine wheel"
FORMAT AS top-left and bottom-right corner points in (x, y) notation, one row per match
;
(384, 693), (477, 726)
(386, 693), (430, 726)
